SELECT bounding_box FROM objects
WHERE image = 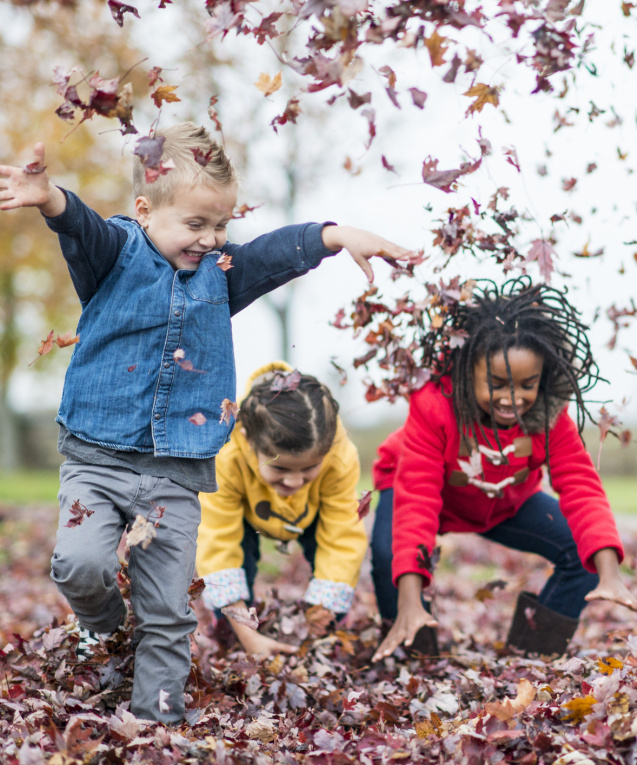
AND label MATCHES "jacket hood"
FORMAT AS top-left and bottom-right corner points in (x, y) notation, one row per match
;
(241, 360), (293, 402)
